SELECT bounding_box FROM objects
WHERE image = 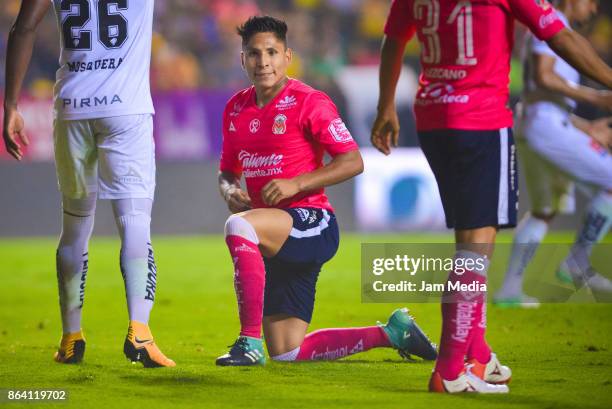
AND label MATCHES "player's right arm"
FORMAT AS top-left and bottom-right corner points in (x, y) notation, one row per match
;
(532, 53), (612, 111)
(2, 0), (50, 161)
(547, 28), (612, 90)
(371, 0), (416, 156)
(570, 115), (612, 150)
(218, 171), (252, 214)
(218, 101), (251, 213)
